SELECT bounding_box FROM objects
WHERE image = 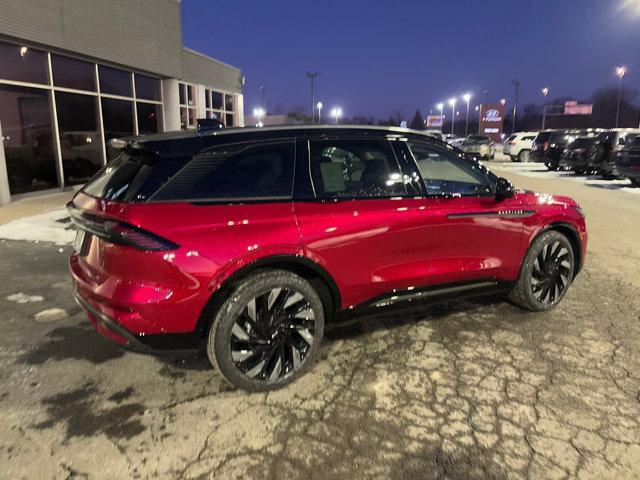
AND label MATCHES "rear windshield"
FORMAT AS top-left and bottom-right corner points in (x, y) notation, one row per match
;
(534, 132), (553, 143)
(82, 151), (187, 202)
